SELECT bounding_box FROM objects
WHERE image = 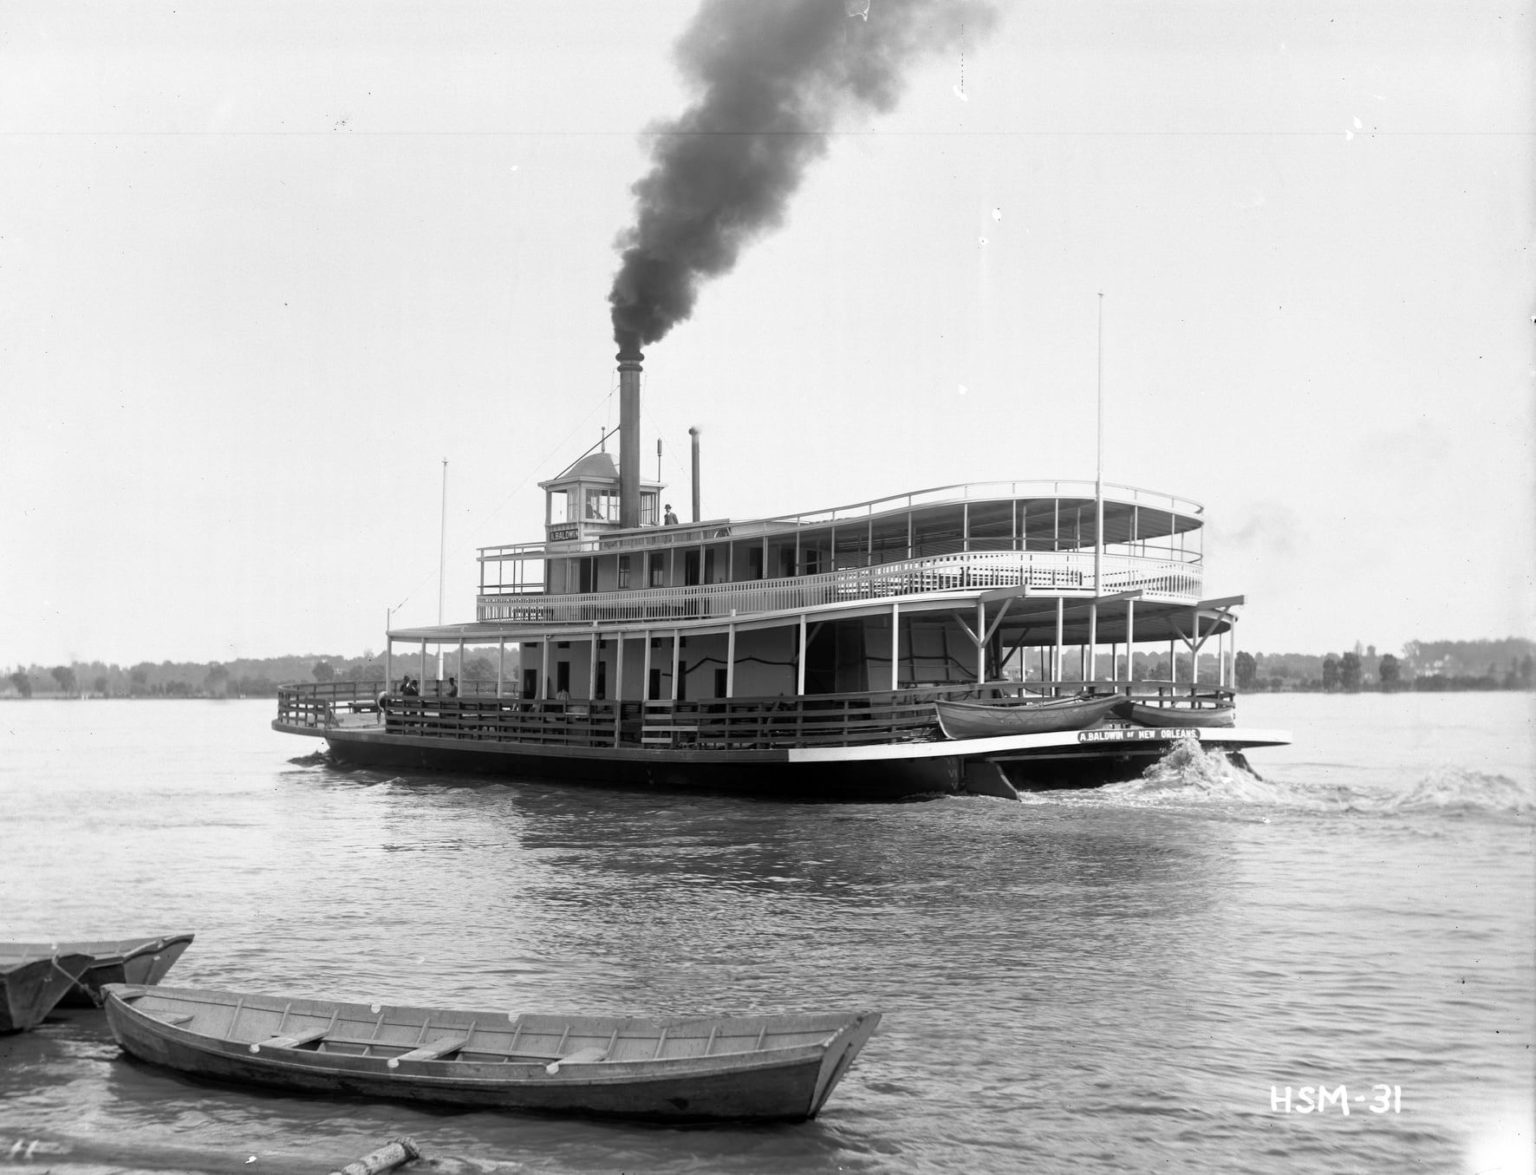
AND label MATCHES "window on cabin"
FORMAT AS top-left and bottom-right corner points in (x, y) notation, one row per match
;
(641, 493), (658, 526)
(578, 558), (596, 594)
(549, 489), (572, 525)
(585, 490), (620, 522)
(617, 554), (631, 589)
(648, 551), (665, 587)
(714, 668), (727, 698)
